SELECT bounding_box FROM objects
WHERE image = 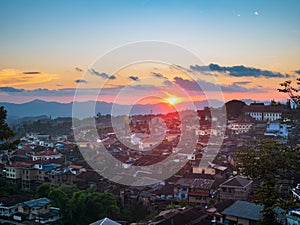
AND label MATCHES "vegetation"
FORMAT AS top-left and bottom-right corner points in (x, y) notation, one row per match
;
(36, 184), (120, 225)
(0, 106), (17, 151)
(236, 139), (300, 225)
(278, 76), (300, 108)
